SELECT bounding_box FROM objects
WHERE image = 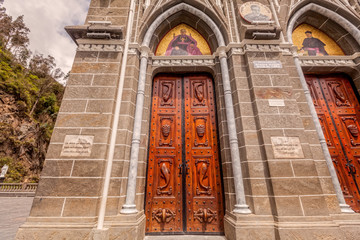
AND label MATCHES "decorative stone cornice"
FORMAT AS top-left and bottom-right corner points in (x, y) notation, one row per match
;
(77, 44), (123, 52)
(66, 22), (124, 53)
(228, 44), (293, 55)
(65, 22), (123, 45)
(299, 57), (357, 67)
(152, 58), (215, 67)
